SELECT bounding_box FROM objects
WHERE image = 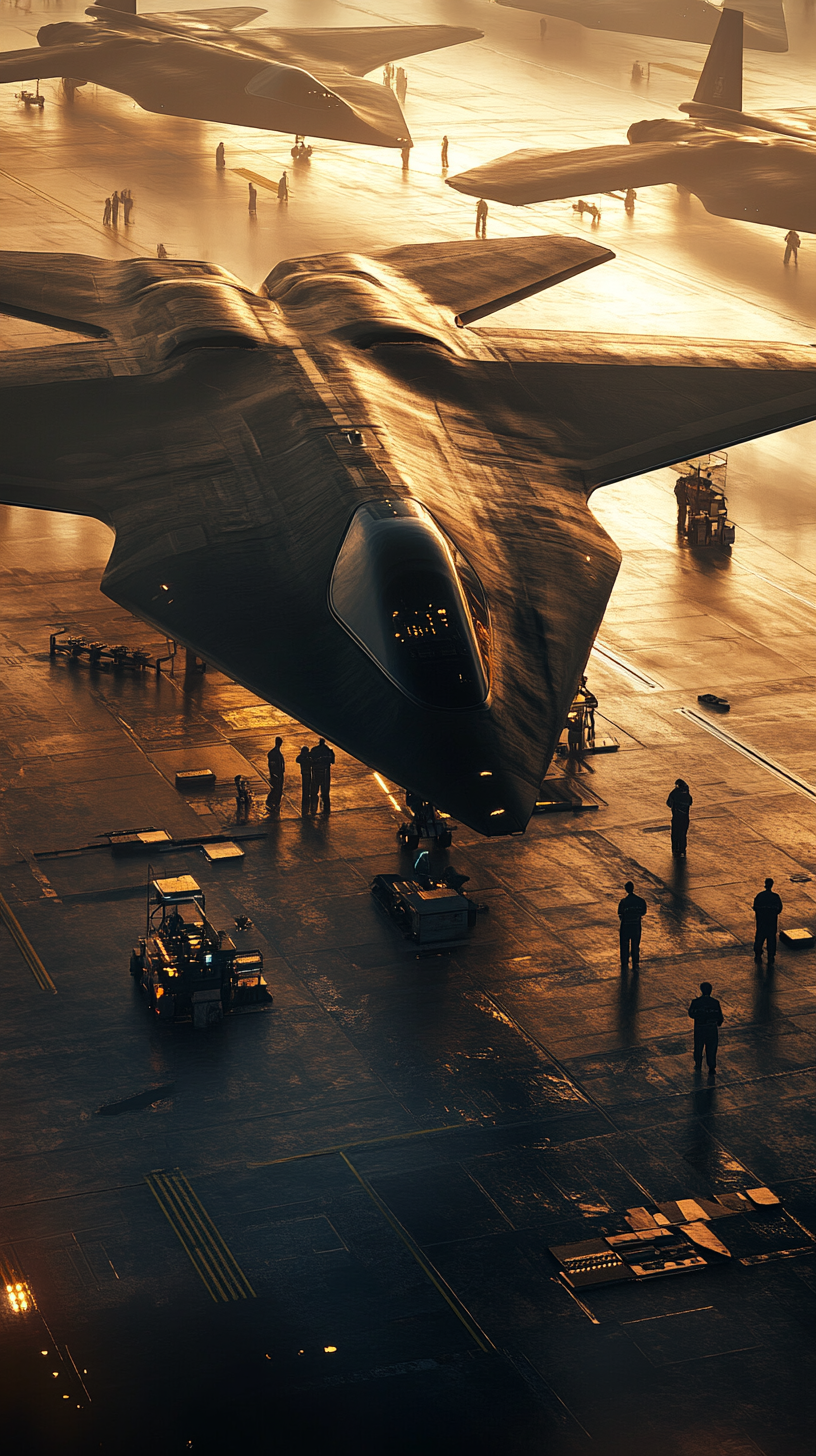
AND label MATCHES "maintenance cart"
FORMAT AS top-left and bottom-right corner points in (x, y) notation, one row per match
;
(129, 874), (271, 1027)
(671, 453), (736, 548)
